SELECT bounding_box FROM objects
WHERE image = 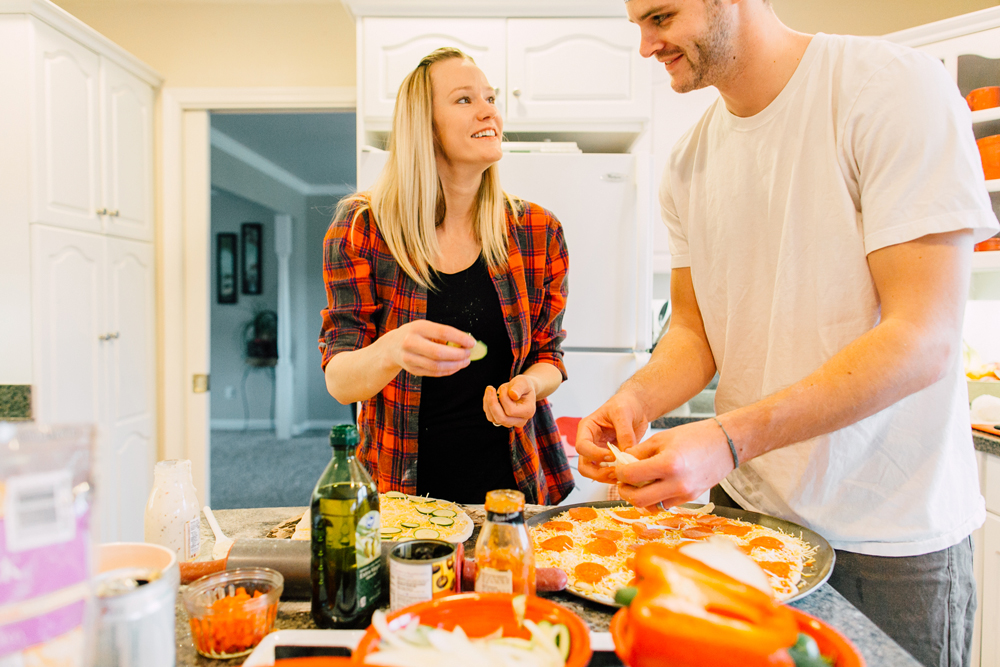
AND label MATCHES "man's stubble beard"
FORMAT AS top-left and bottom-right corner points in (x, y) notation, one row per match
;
(672, 1), (737, 93)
